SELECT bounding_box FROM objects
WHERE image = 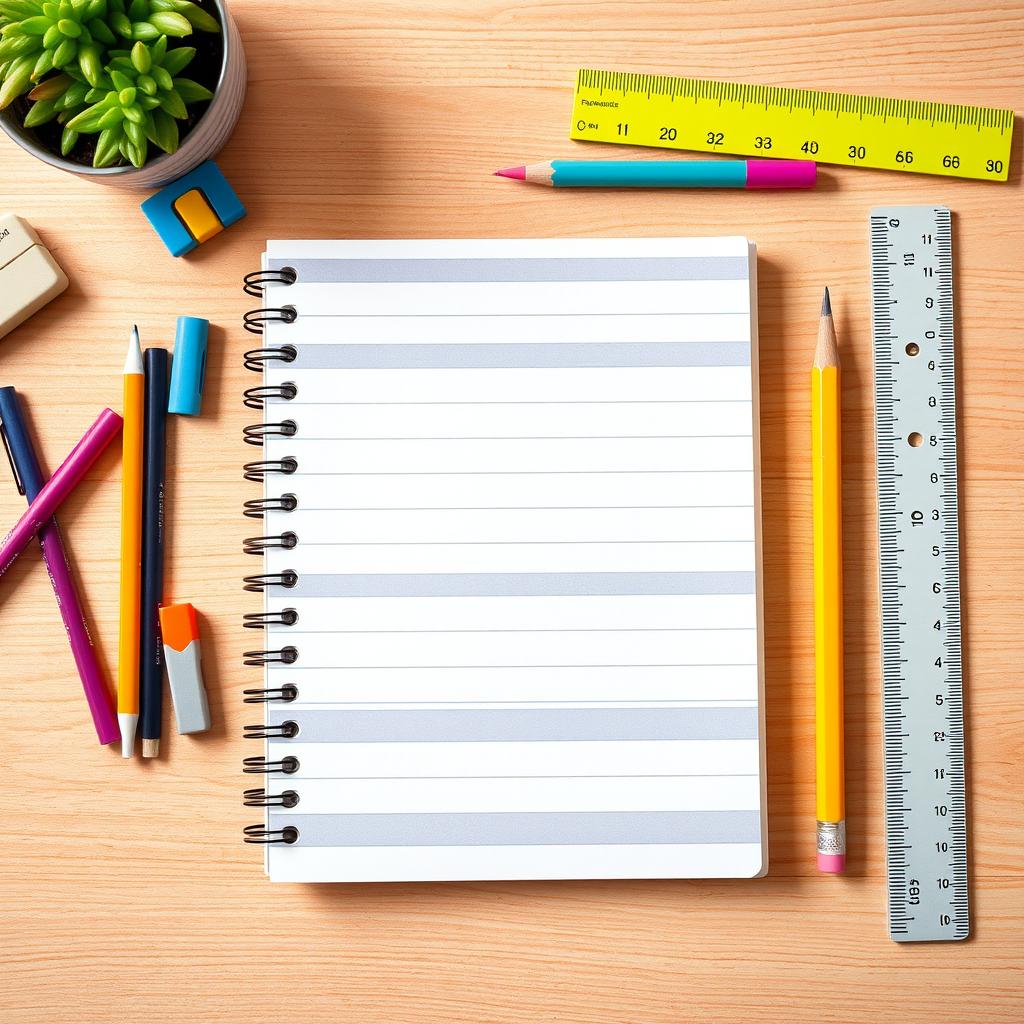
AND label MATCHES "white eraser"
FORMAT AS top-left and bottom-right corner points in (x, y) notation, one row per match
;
(0, 213), (69, 341)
